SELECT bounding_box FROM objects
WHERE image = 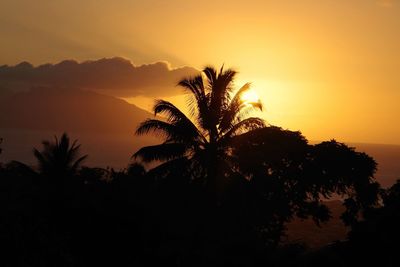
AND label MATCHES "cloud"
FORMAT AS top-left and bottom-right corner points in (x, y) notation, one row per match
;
(0, 57), (199, 97)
